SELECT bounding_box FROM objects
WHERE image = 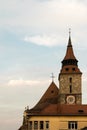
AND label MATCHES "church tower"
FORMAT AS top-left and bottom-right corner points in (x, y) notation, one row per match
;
(18, 31), (87, 130)
(59, 31), (82, 105)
